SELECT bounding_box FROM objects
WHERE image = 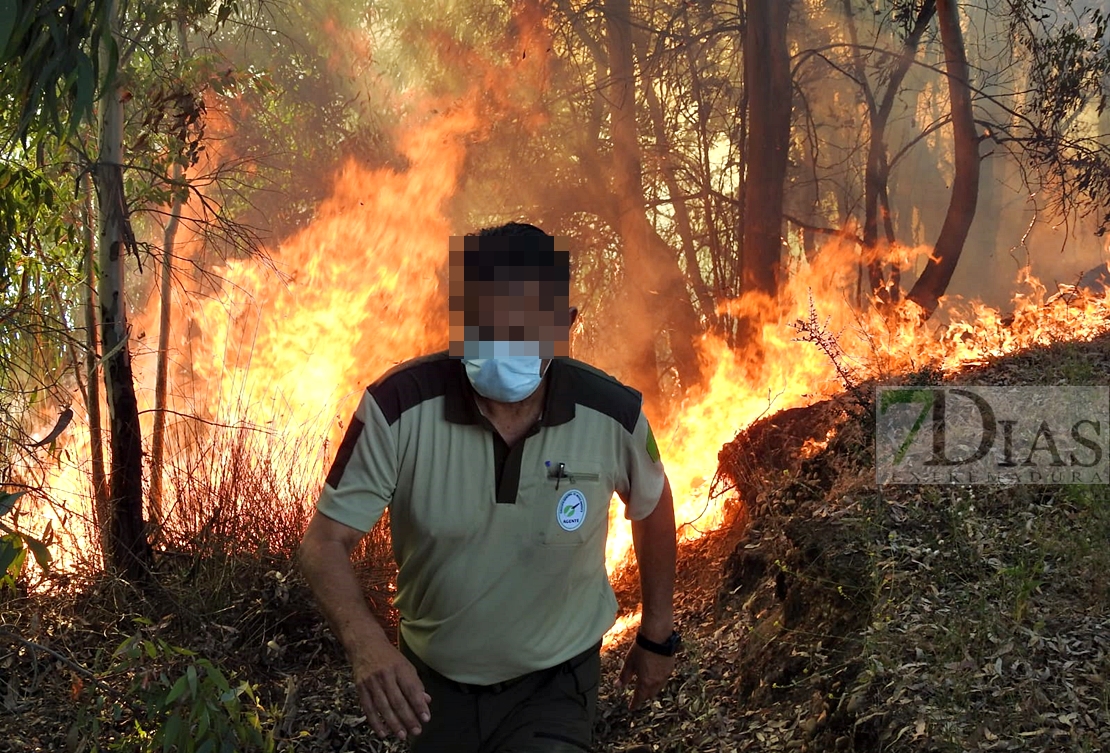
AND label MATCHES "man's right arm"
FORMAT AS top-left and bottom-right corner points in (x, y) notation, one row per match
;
(299, 512), (431, 741)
